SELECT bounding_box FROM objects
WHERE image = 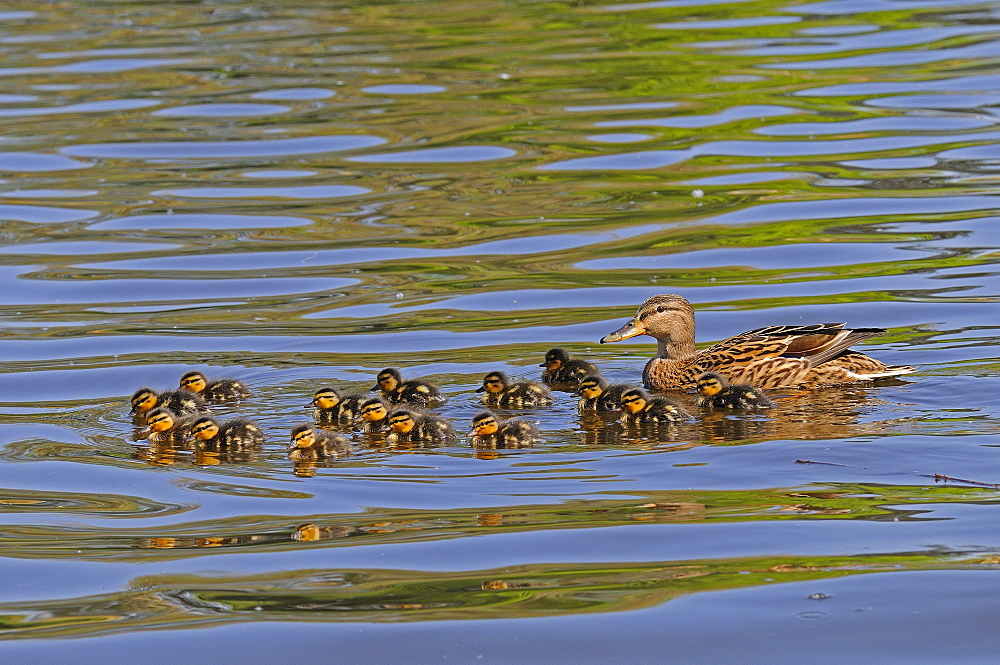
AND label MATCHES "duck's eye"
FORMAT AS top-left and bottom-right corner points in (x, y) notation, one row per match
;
(655, 306), (665, 314)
